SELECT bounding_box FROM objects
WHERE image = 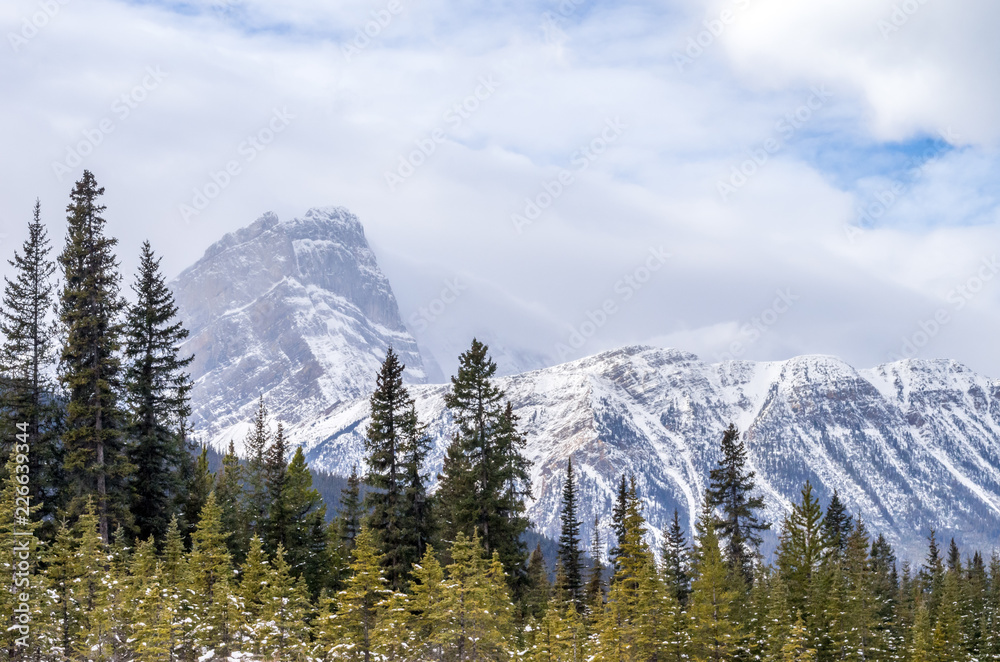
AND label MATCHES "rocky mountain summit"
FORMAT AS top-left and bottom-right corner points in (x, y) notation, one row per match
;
(171, 206), (425, 451)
